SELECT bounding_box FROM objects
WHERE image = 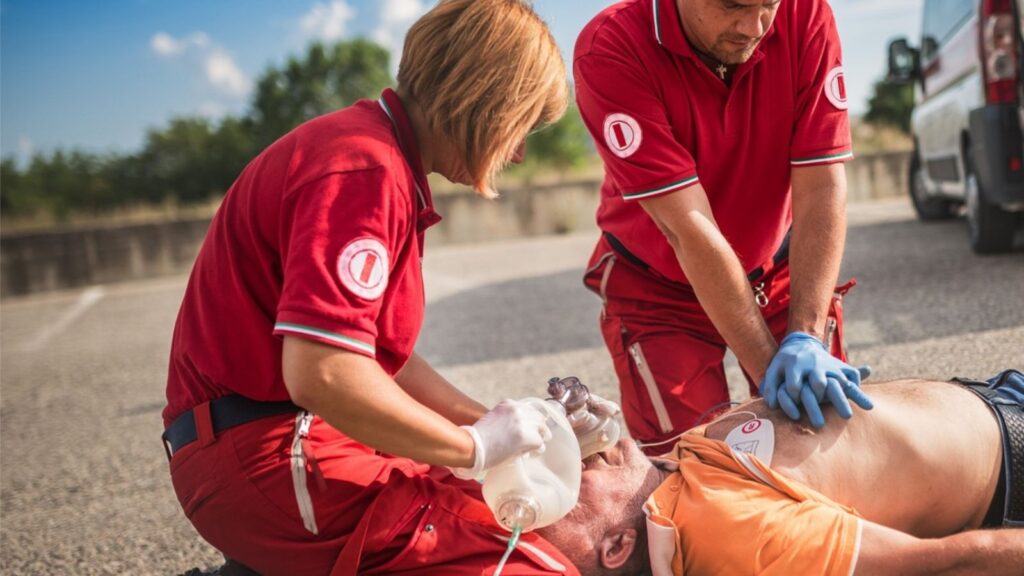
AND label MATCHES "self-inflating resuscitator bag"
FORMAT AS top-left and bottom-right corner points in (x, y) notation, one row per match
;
(481, 398), (582, 532)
